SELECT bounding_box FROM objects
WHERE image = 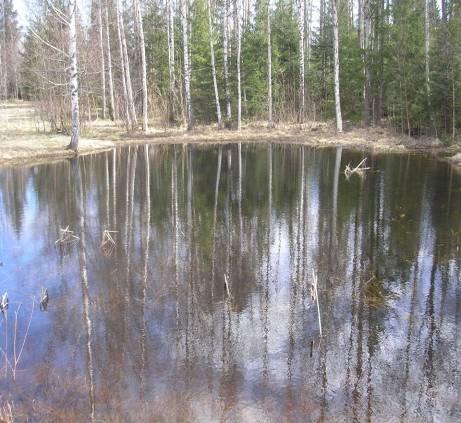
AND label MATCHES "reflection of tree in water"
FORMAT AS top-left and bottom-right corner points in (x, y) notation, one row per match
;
(0, 145), (461, 420)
